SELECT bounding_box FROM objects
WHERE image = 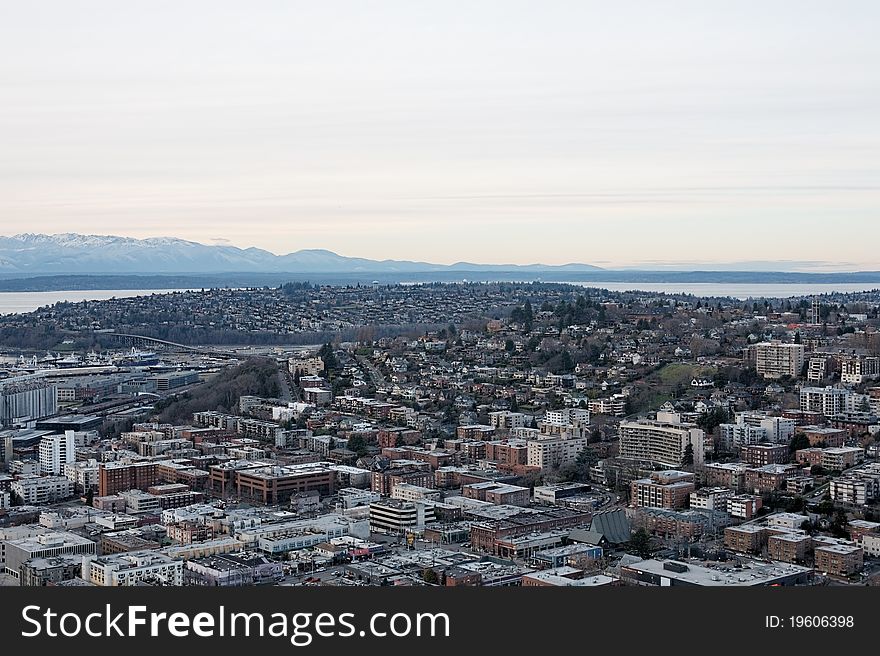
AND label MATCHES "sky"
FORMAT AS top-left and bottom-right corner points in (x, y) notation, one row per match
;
(1, 1), (878, 270)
